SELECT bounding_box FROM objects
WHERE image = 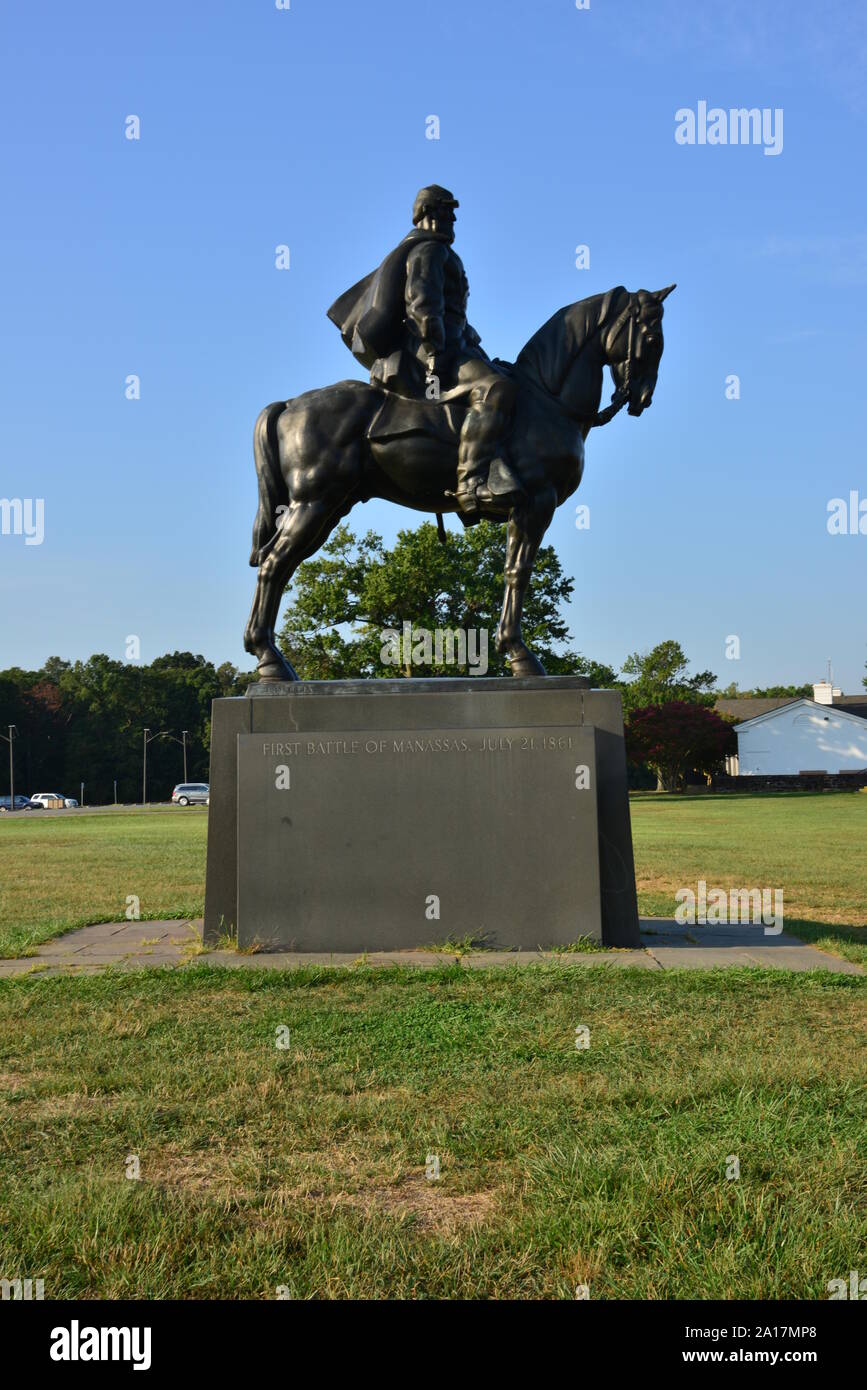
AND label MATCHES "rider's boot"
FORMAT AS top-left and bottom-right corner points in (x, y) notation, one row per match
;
(446, 403), (524, 517)
(448, 459), (527, 517)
